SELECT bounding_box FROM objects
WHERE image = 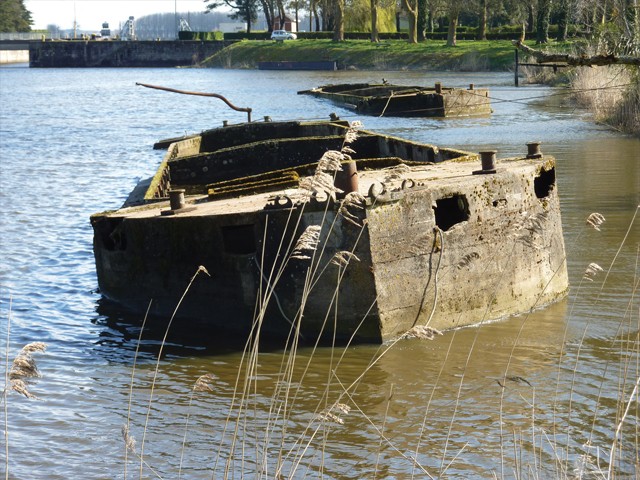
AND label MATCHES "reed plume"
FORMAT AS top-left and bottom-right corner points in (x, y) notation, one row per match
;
(583, 262), (604, 281)
(8, 342), (47, 399)
(586, 212), (606, 231)
(290, 225), (321, 260)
